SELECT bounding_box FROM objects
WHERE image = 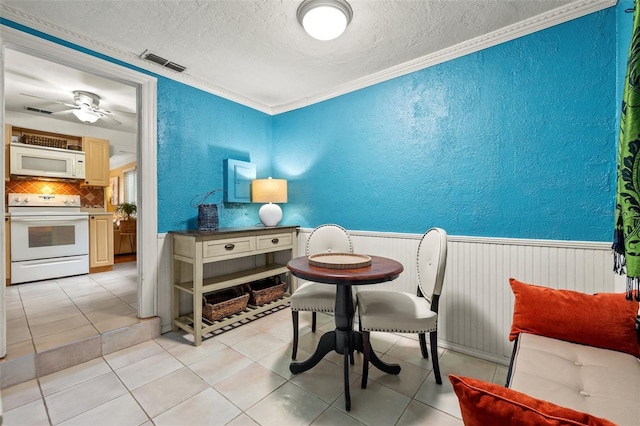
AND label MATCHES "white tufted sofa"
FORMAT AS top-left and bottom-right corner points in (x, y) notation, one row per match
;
(507, 332), (640, 425)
